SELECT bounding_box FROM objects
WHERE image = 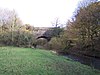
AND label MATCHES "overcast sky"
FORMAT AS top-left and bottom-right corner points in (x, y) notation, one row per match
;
(0, 0), (81, 27)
